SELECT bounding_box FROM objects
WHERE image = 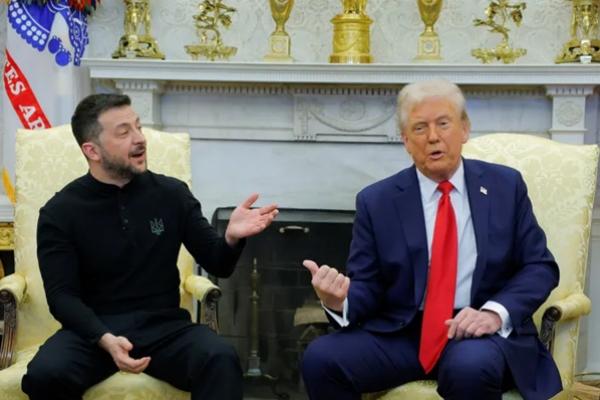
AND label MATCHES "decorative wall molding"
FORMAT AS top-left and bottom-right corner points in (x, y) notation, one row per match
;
(293, 95), (398, 143)
(165, 83), (399, 97)
(464, 87), (546, 97)
(86, 59), (600, 144)
(114, 80), (164, 128)
(546, 86), (596, 97)
(545, 85), (595, 144)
